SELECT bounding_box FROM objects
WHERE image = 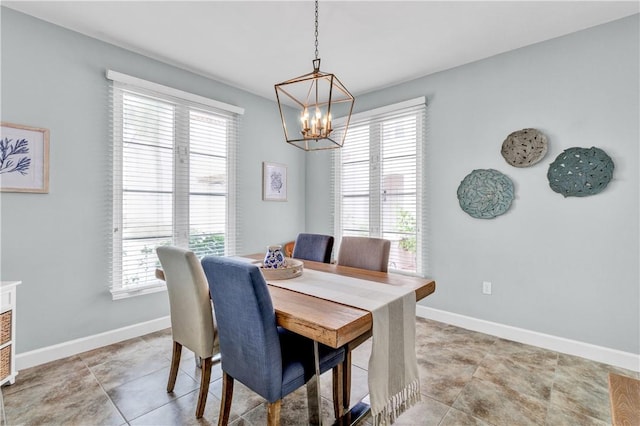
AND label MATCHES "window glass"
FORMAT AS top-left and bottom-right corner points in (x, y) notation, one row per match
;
(111, 82), (239, 298)
(334, 103), (425, 274)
